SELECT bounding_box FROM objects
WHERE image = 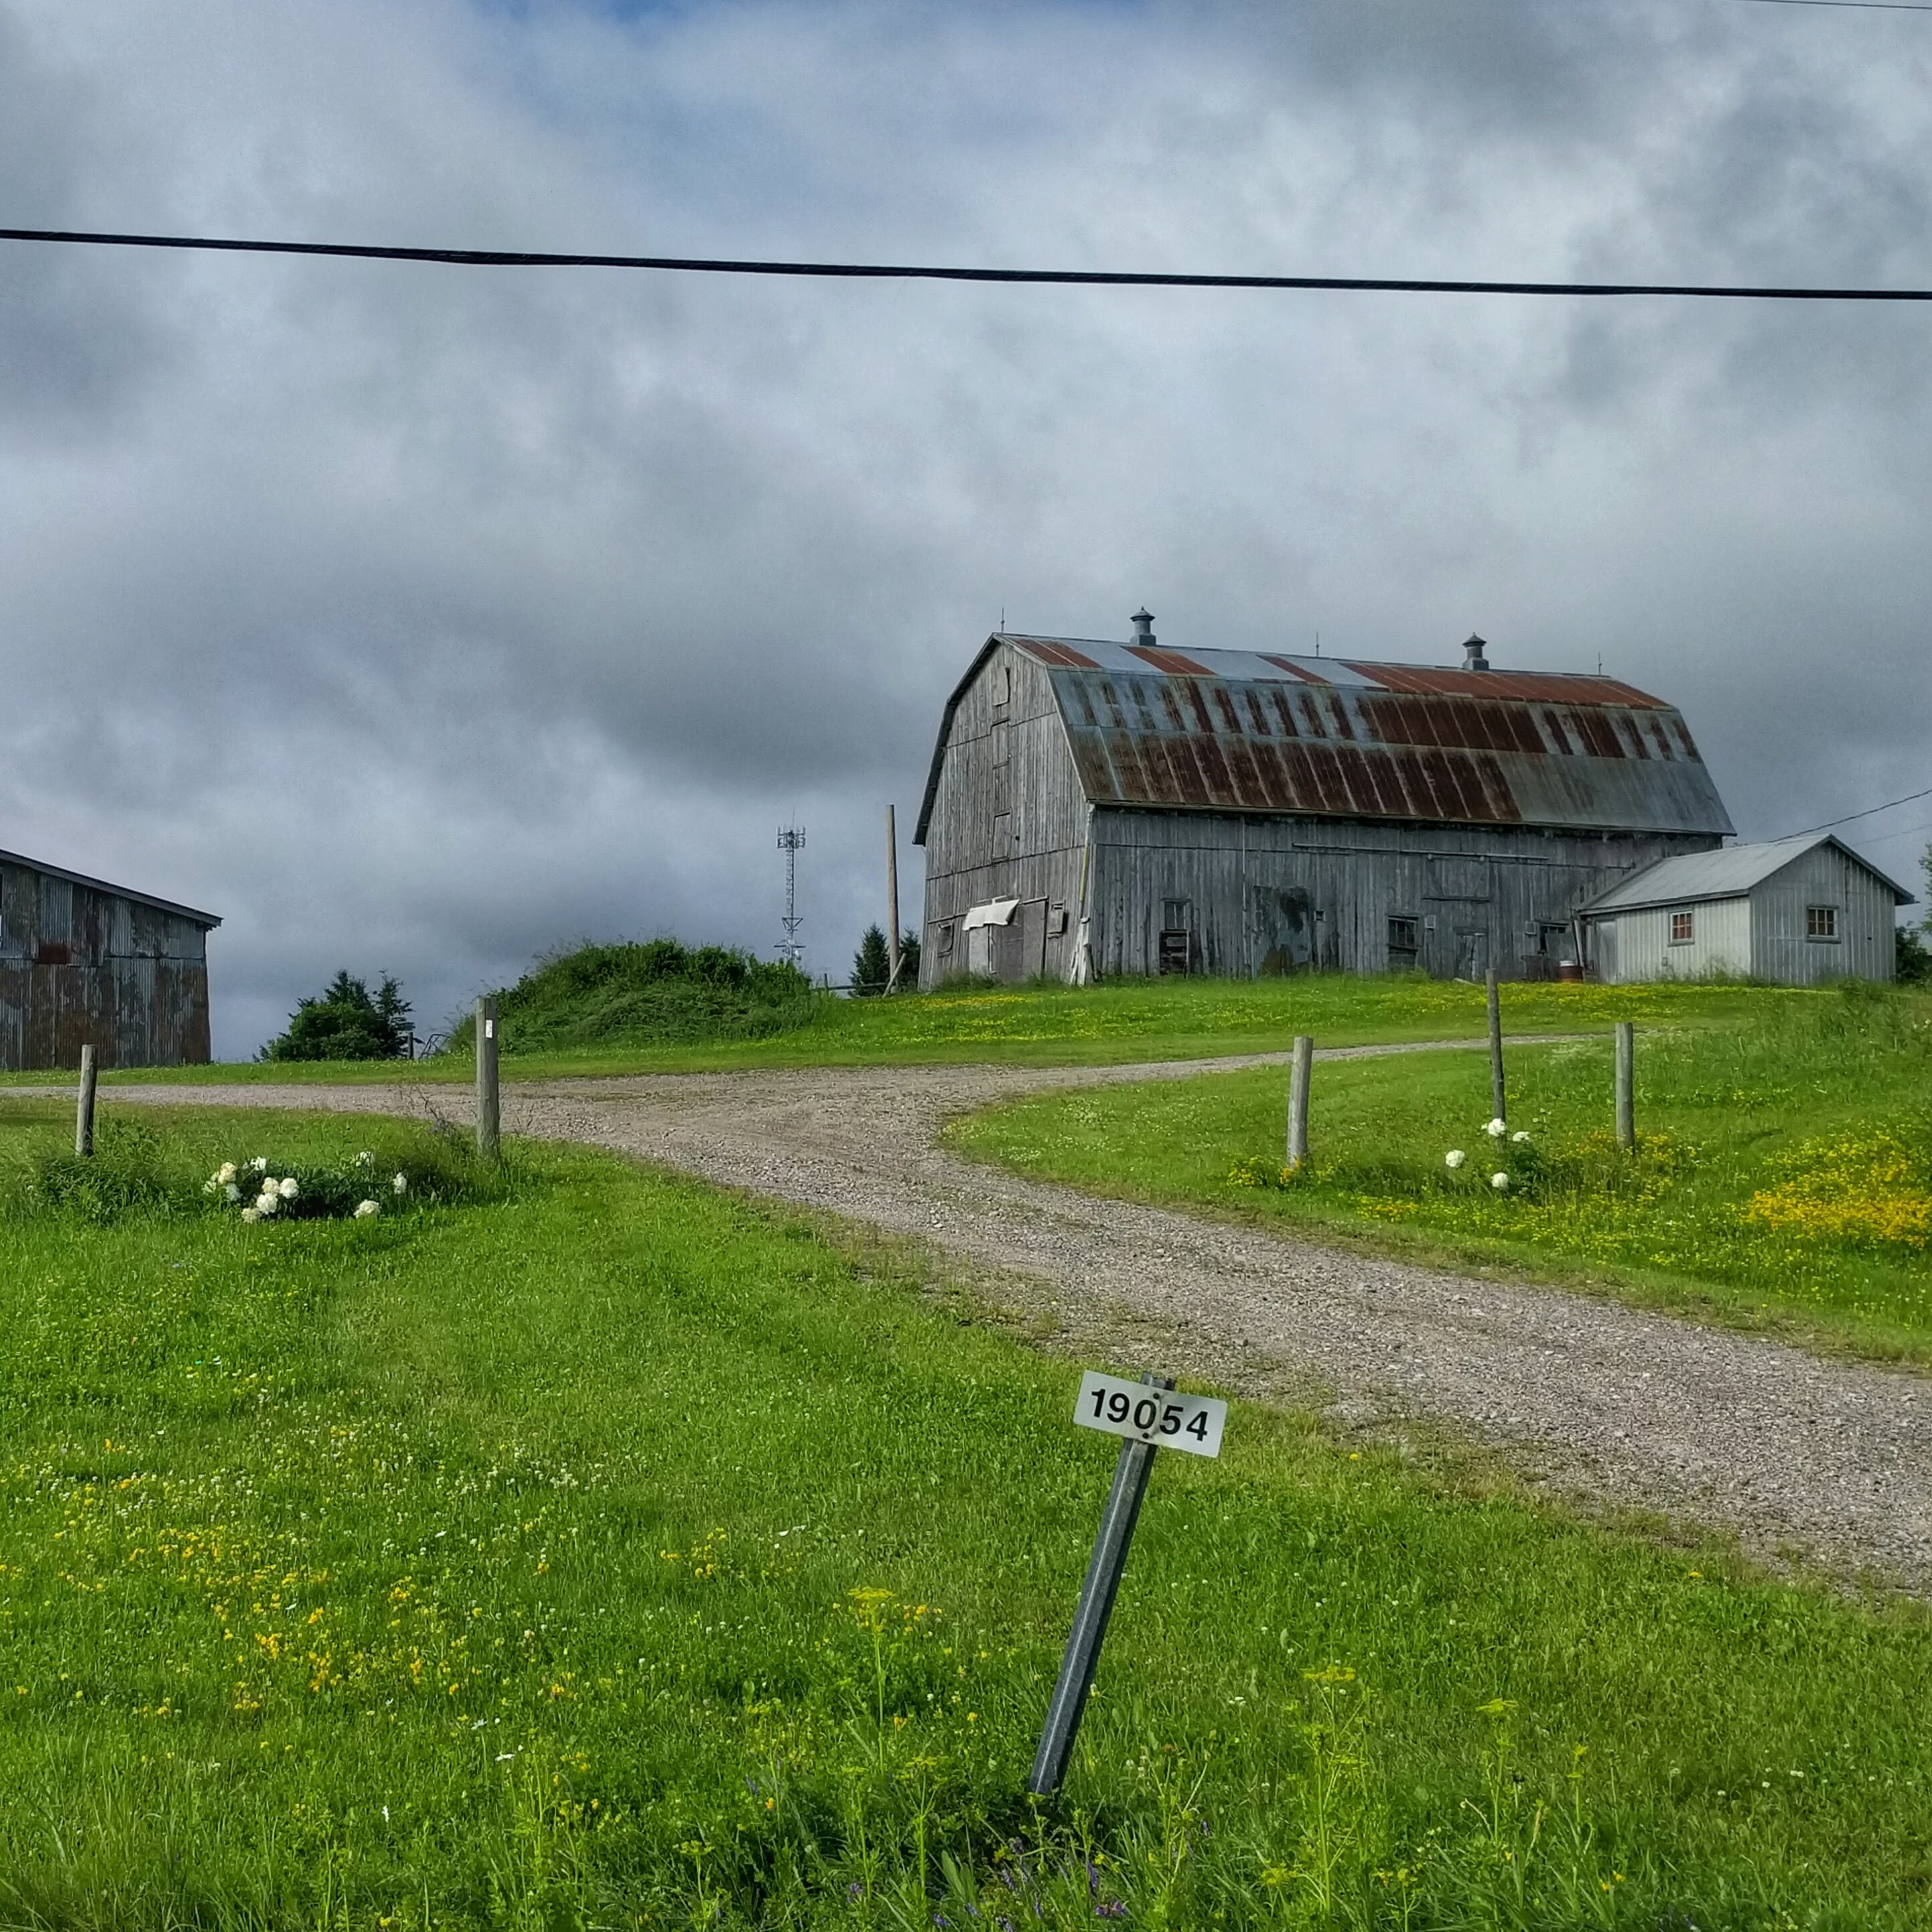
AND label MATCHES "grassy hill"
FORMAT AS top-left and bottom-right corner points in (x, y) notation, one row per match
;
(40, 970), (1827, 1084)
(444, 939), (821, 1055)
(951, 978), (1932, 1361)
(1, 1097), (1929, 1925)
